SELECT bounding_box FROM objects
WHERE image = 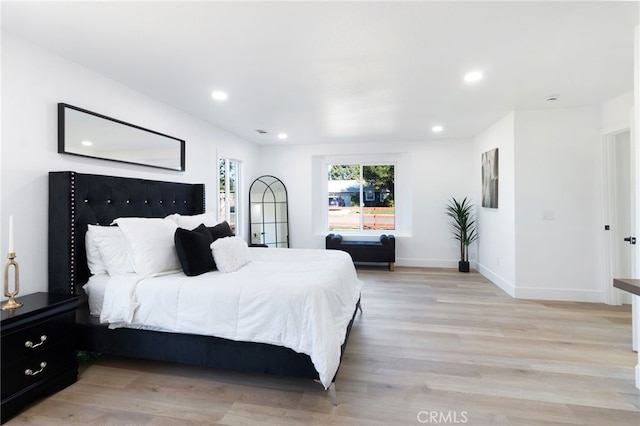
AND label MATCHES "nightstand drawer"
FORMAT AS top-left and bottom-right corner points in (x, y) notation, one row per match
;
(1, 293), (79, 424)
(1, 311), (74, 366)
(1, 344), (75, 399)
